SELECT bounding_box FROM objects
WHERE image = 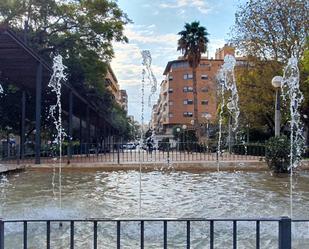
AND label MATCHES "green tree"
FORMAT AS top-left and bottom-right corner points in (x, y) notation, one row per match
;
(0, 0), (132, 138)
(177, 21), (209, 136)
(235, 58), (283, 132)
(231, 0), (308, 140)
(300, 41), (309, 142)
(231, 0), (308, 62)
